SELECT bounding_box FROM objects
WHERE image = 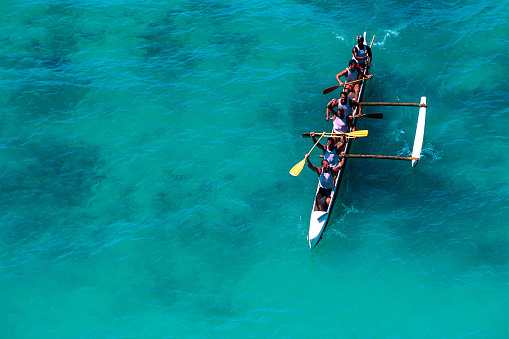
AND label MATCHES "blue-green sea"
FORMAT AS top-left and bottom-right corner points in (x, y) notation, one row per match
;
(1, 0), (508, 337)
